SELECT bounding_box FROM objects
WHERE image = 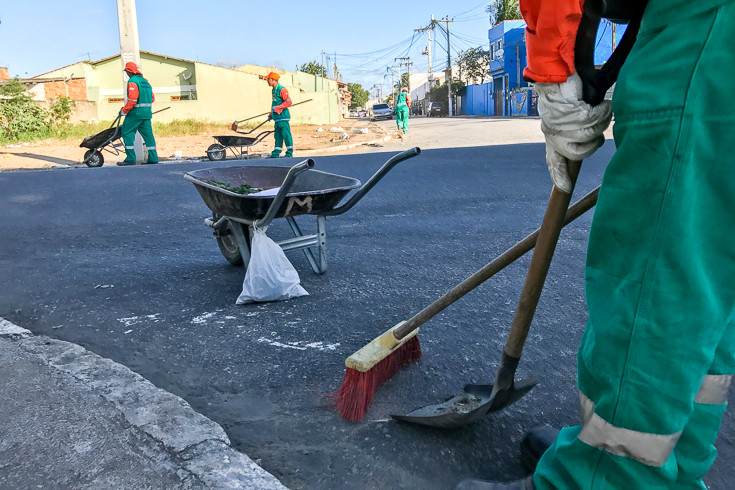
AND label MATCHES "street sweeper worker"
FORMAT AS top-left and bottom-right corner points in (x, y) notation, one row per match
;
(265, 72), (293, 158)
(395, 87), (411, 134)
(457, 0), (735, 489)
(118, 62), (158, 165)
